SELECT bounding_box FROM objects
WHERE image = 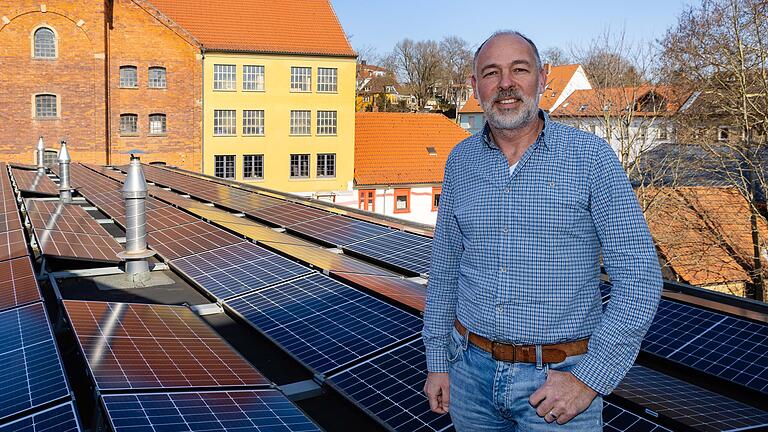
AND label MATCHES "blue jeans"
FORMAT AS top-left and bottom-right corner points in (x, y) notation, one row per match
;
(447, 327), (603, 431)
